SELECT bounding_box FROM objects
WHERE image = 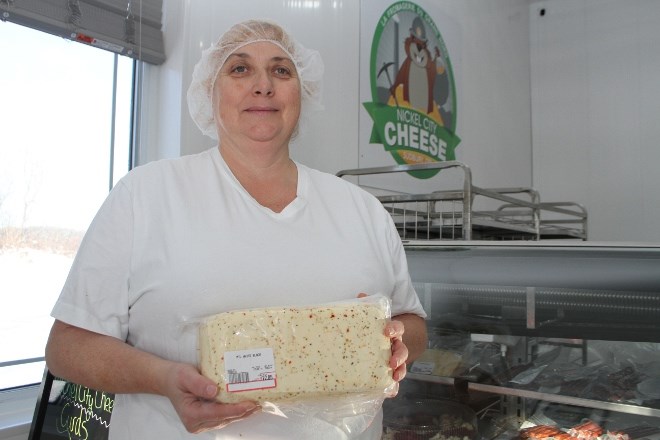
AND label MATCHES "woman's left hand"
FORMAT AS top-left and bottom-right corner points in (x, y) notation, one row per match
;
(384, 320), (408, 383)
(357, 293), (426, 391)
